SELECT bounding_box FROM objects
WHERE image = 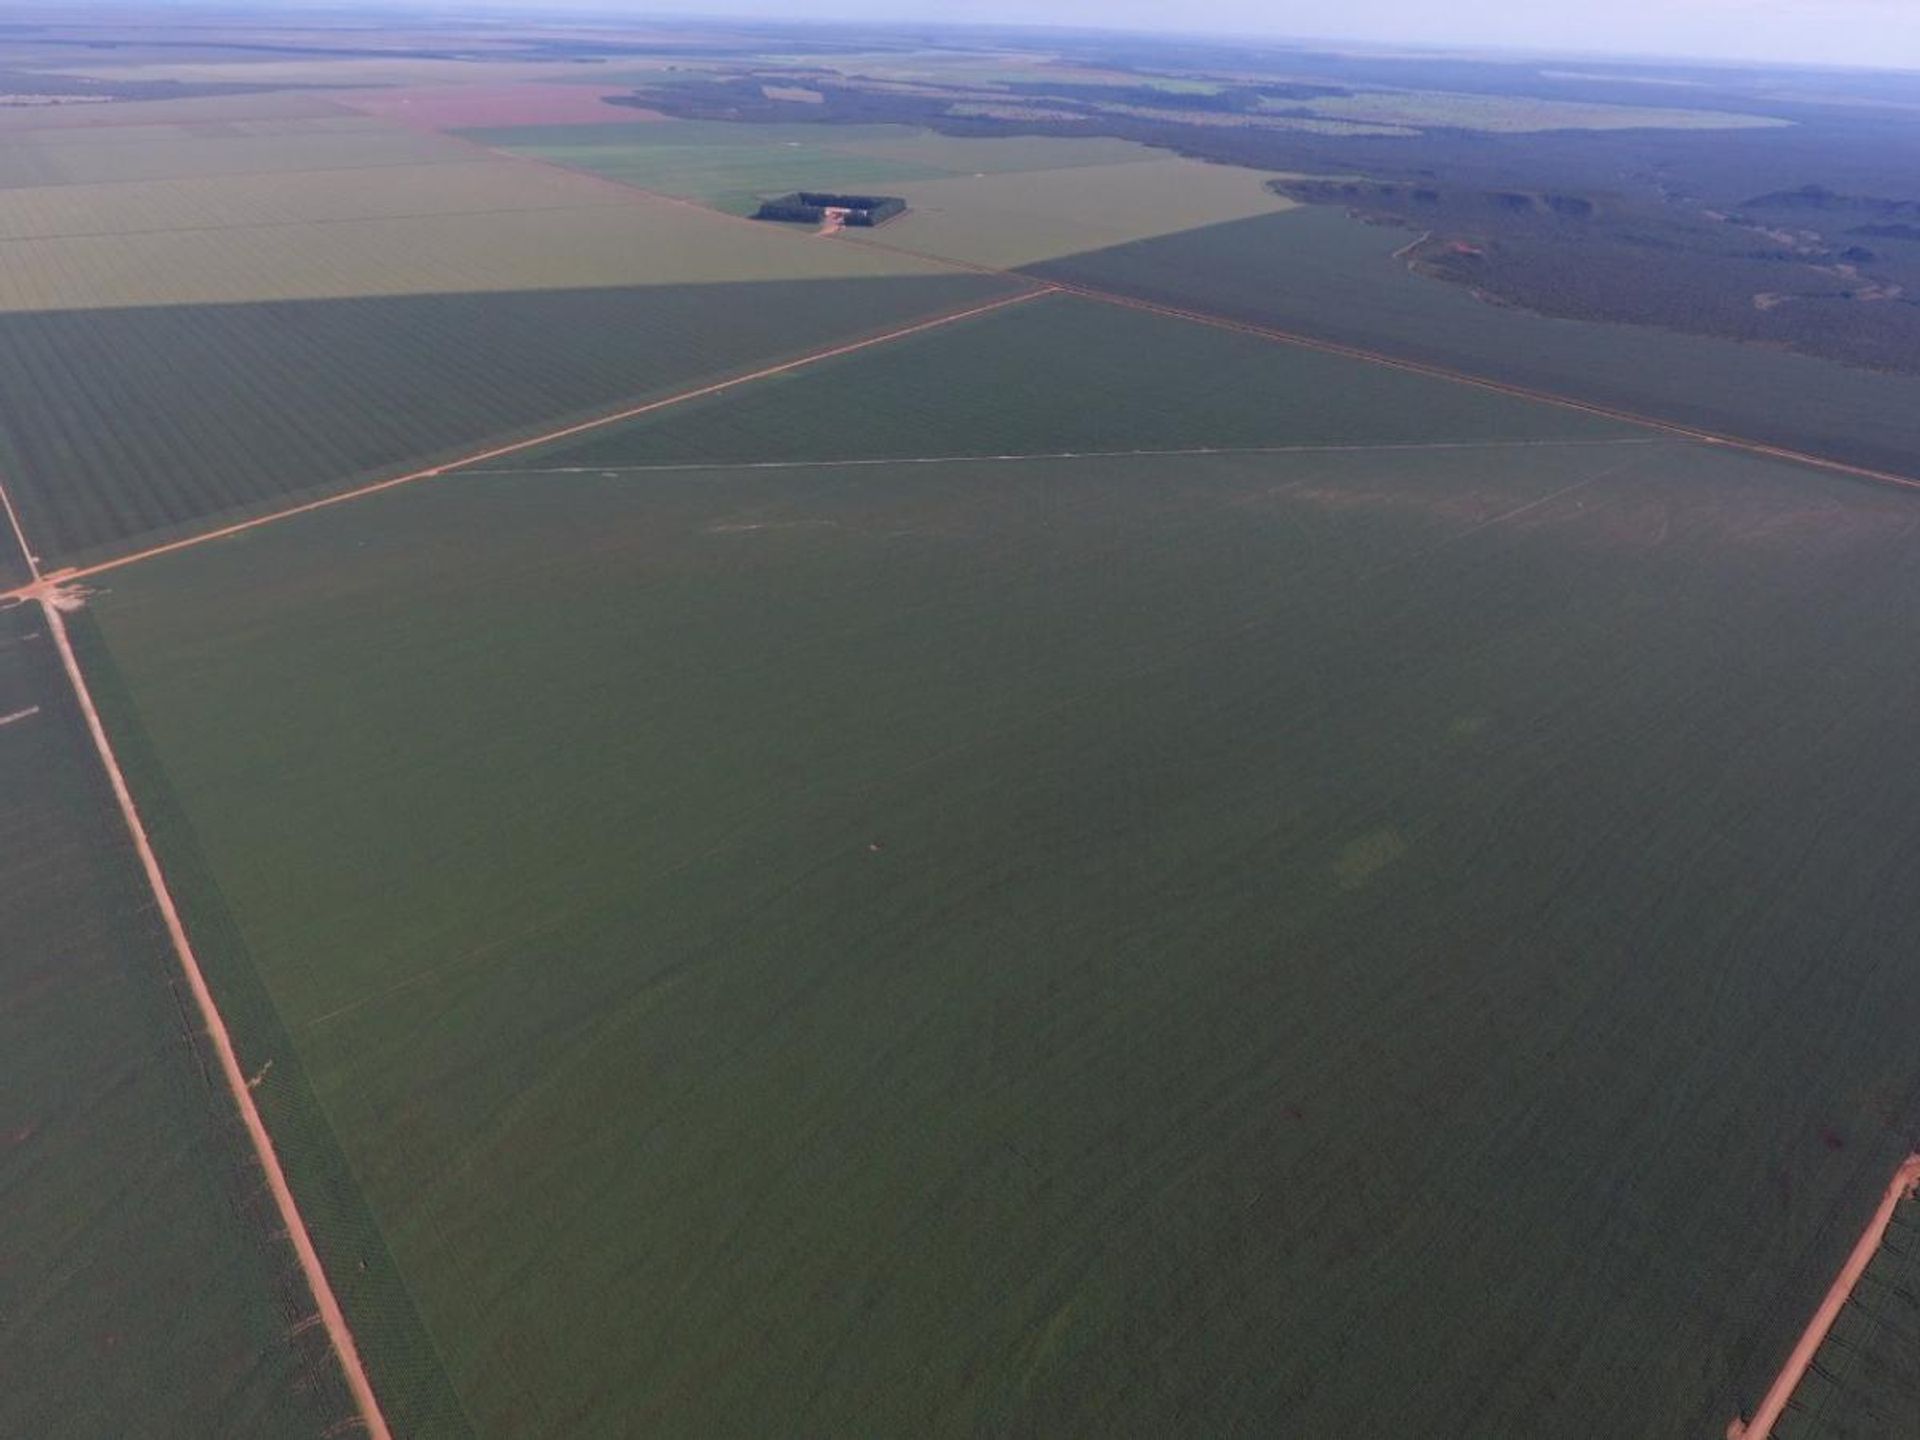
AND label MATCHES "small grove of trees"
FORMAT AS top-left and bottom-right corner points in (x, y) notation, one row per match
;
(753, 192), (907, 226)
